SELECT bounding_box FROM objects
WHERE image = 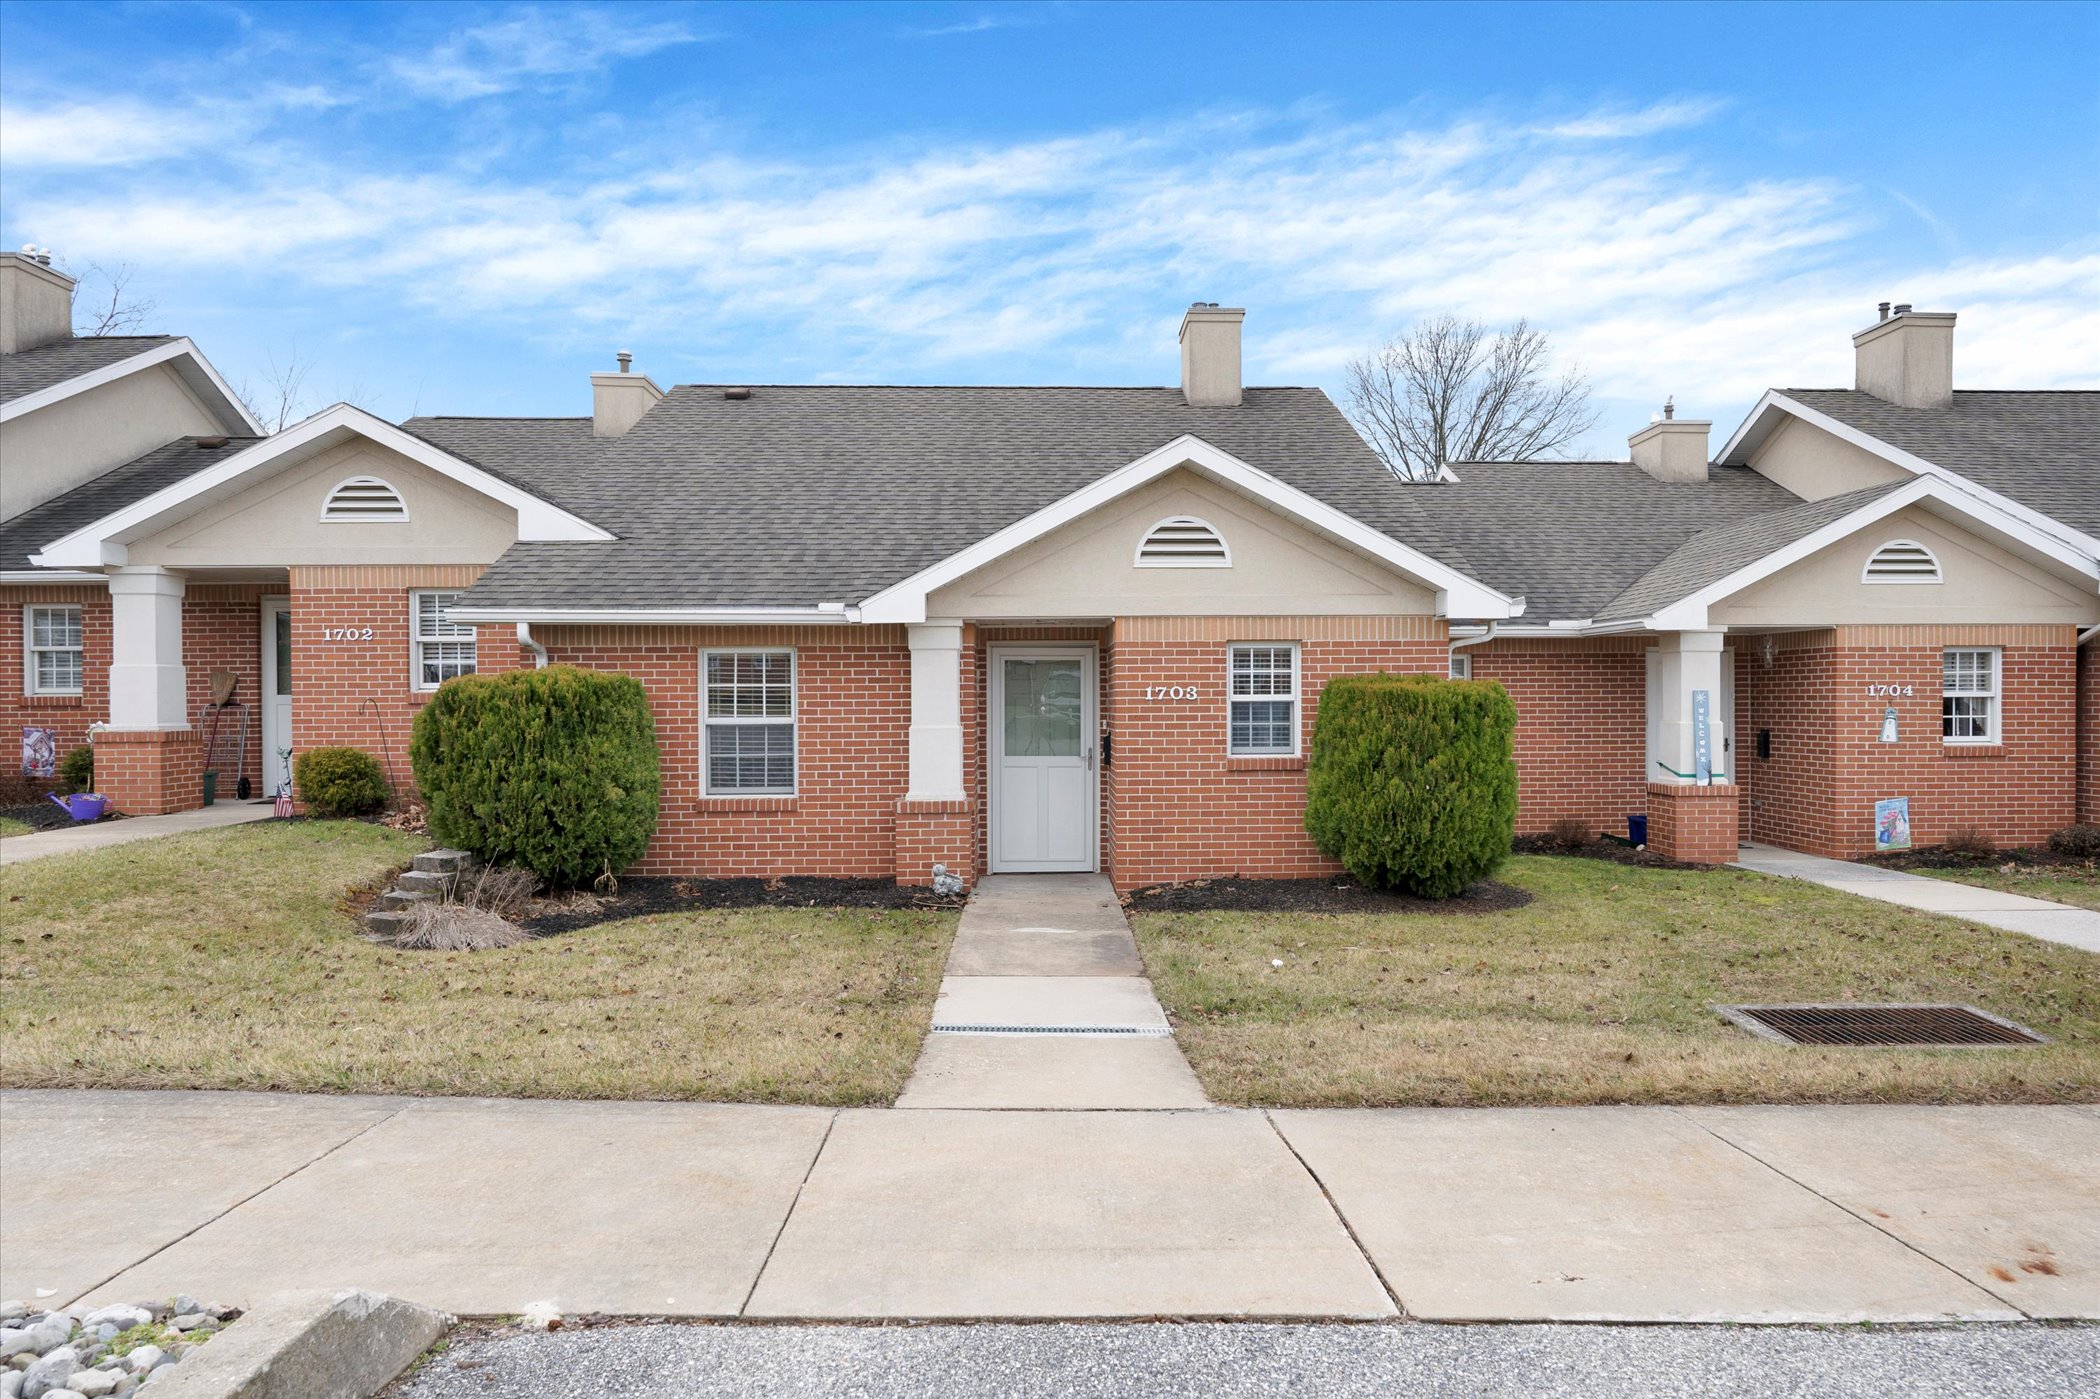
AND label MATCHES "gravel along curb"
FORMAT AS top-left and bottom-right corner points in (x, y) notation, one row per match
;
(142, 1291), (448, 1399)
